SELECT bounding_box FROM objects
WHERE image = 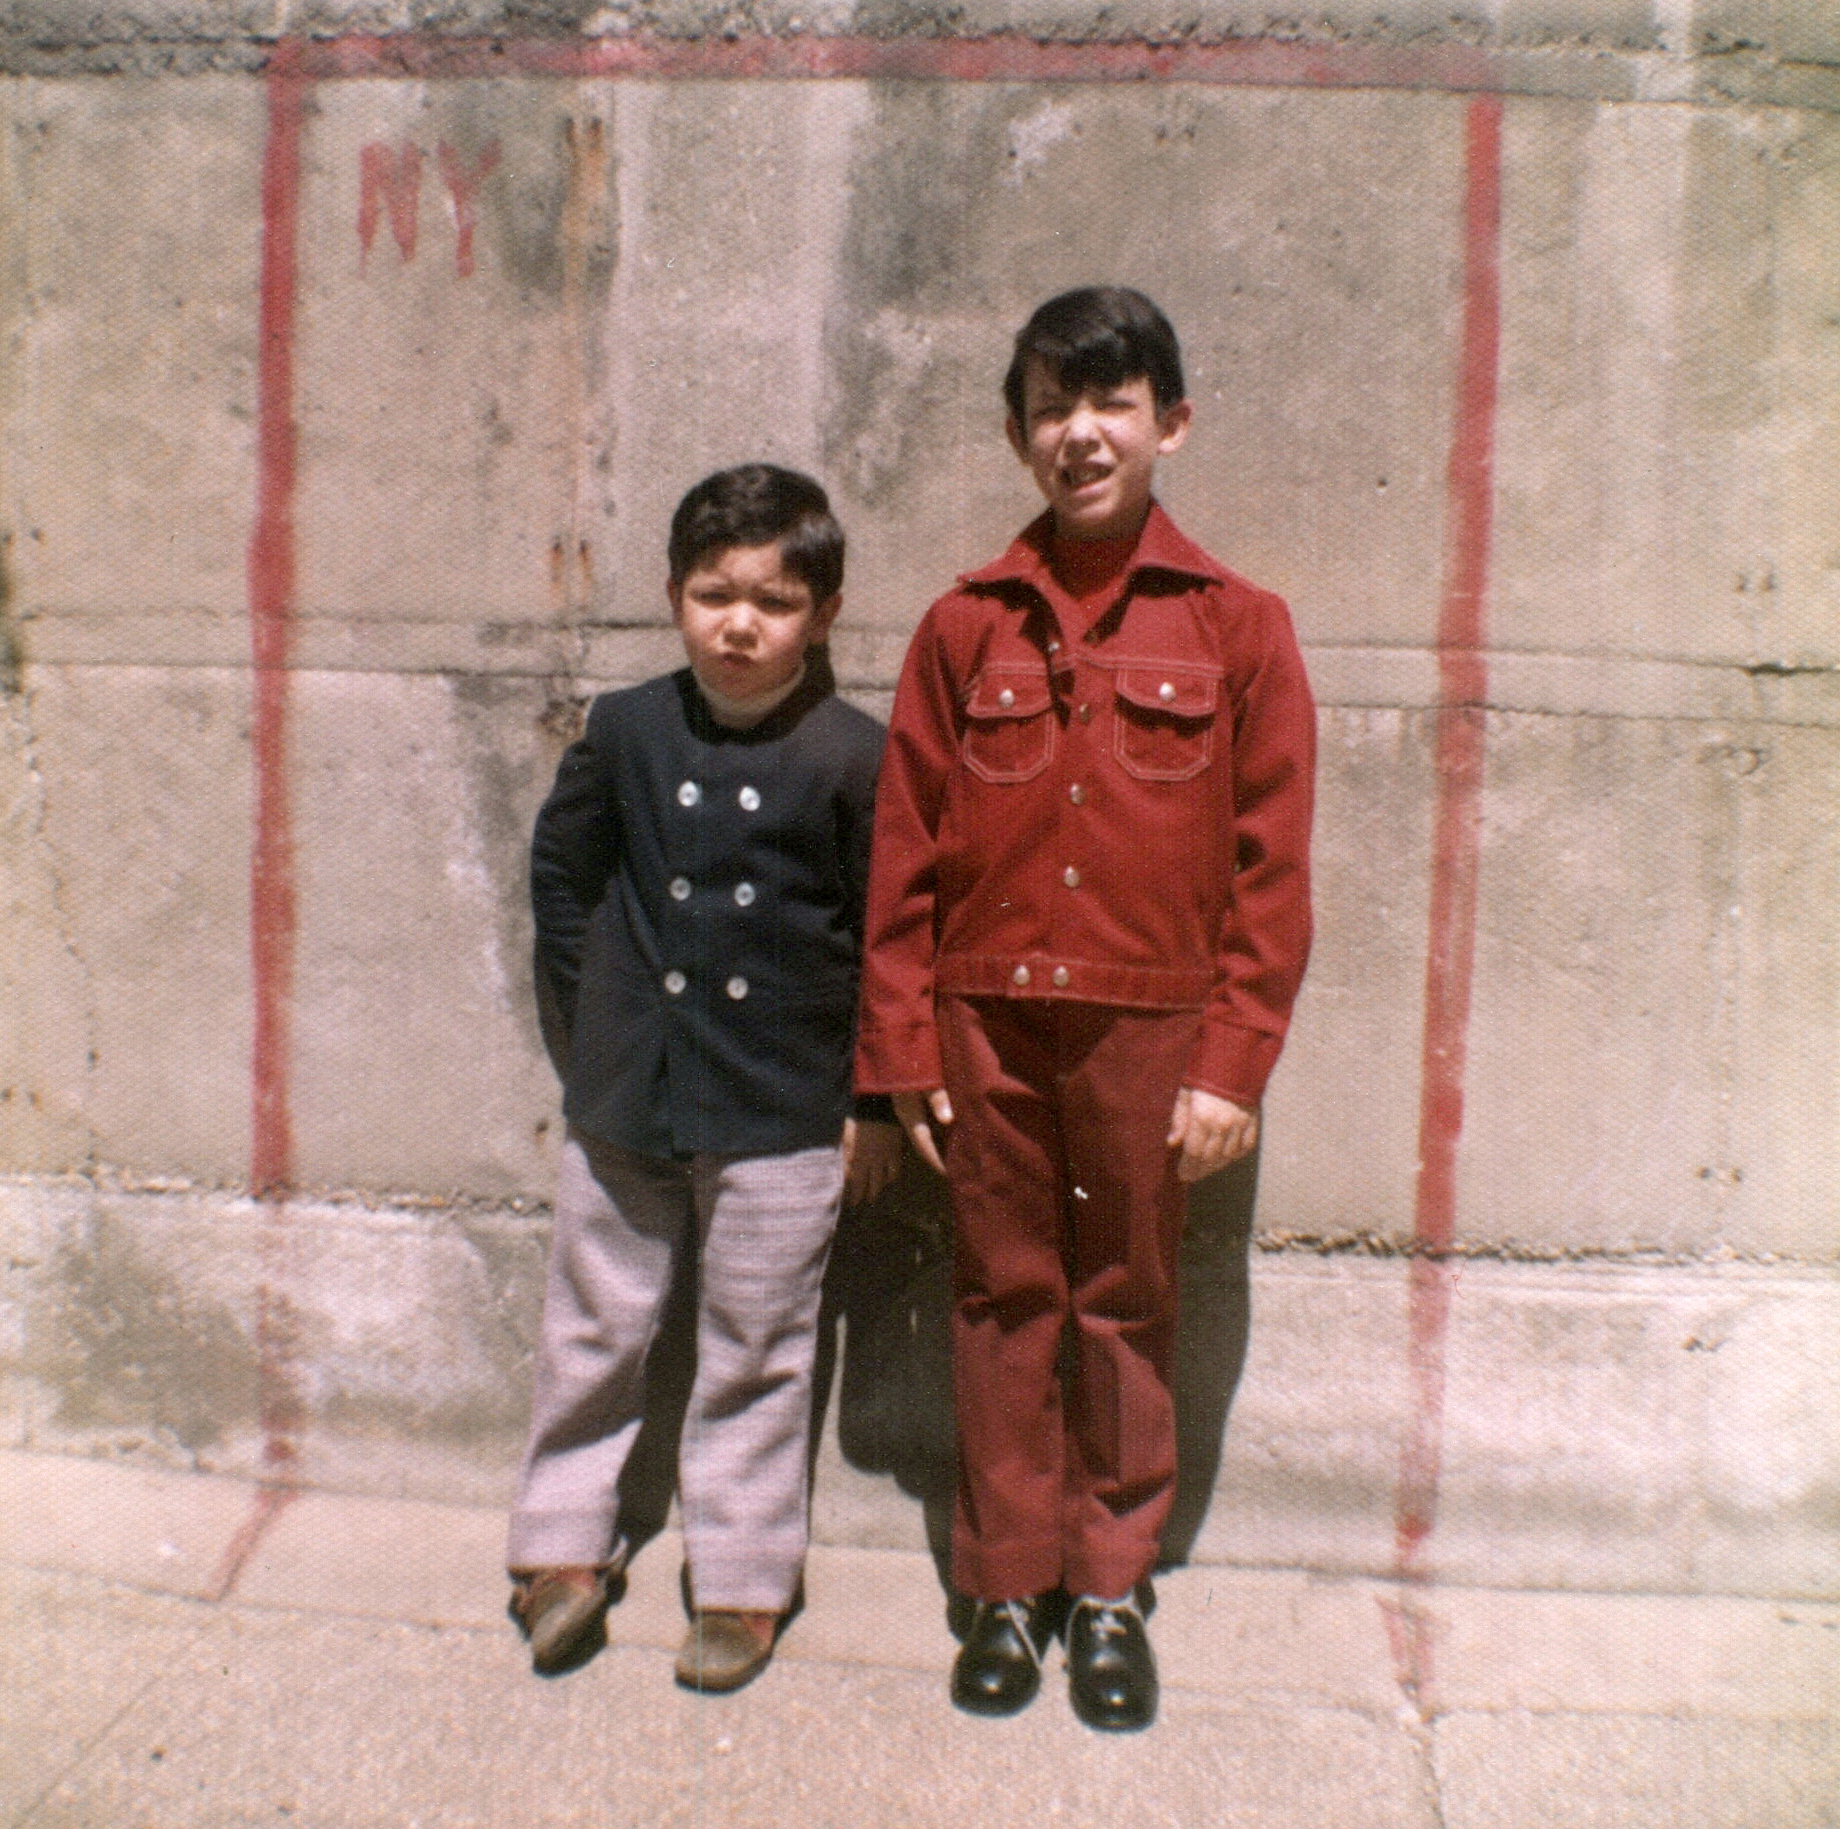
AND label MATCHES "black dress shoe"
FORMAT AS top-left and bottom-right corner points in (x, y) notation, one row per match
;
(950, 1593), (1066, 1717)
(1065, 1596), (1158, 1731)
